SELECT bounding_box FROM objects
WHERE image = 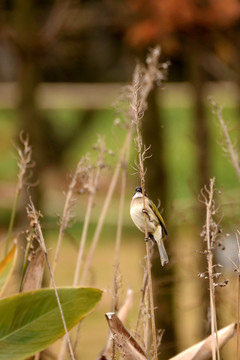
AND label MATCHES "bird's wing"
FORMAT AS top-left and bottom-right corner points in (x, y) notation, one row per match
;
(149, 200), (167, 236)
